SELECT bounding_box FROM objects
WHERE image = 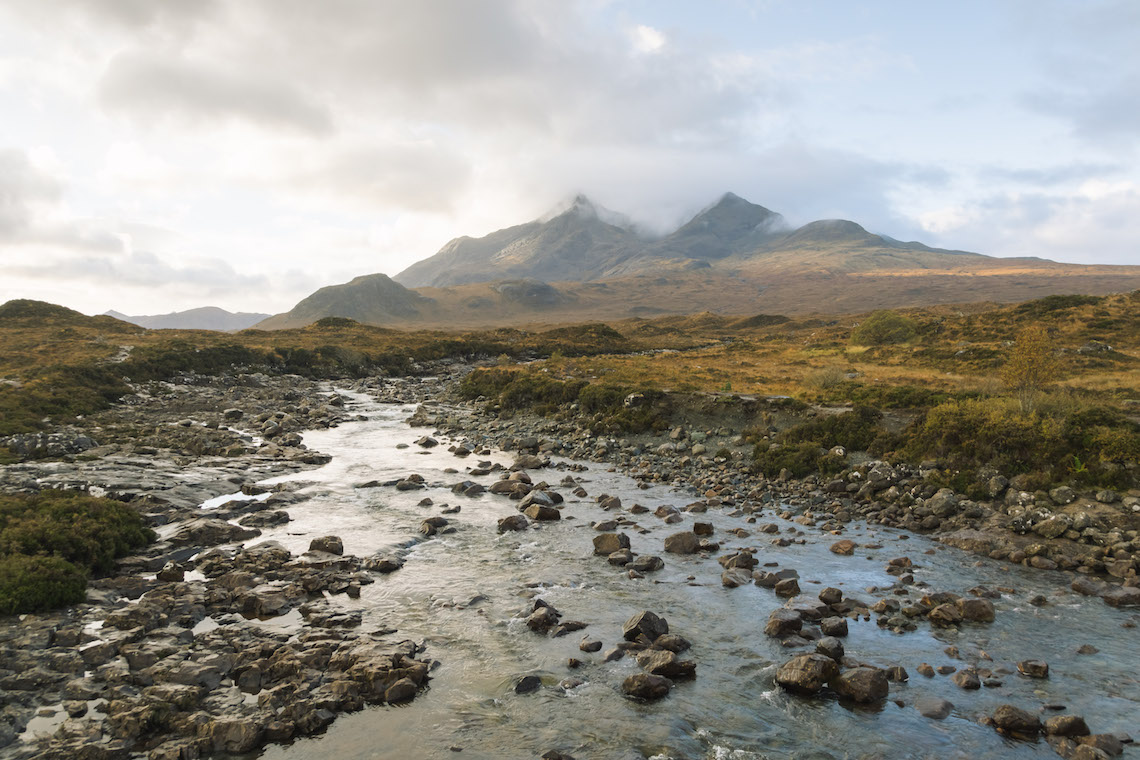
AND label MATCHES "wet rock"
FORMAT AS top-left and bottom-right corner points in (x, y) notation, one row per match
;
(653, 633), (691, 653)
(621, 673), (671, 700)
(819, 616), (847, 637)
(764, 609), (803, 638)
(514, 675), (542, 694)
(818, 587), (843, 605)
(156, 562), (185, 582)
(815, 636), (844, 662)
(721, 568), (752, 588)
(364, 554), (404, 573)
(1017, 659), (1049, 678)
(829, 539), (857, 555)
(664, 531), (700, 555)
(627, 555), (664, 573)
(989, 704), (1042, 739)
(928, 603), (963, 627)
(593, 533), (631, 555)
(170, 518), (261, 547)
(916, 696), (954, 720)
(774, 578), (800, 598)
(498, 514), (530, 532)
(886, 665), (908, 682)
(955, 597), (995, 622)
(951, 669), (981, 690)
(830, 666), (888, 703)
(523, 504), (561, 521)
(623, 610), (669, 642)
(527, 606), (561, 634)
(1101, 587), (1140, 607)
(635, 648), (696, 679)
(239, 509), (291, 527)
(579, 638), (603, 653)
(420, 516), (449, 536)
(1045, 714), (1091, 737)
(201, 717), (264, 754)
(309, 535), (344, 555)
(775, 653), (839, 695)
